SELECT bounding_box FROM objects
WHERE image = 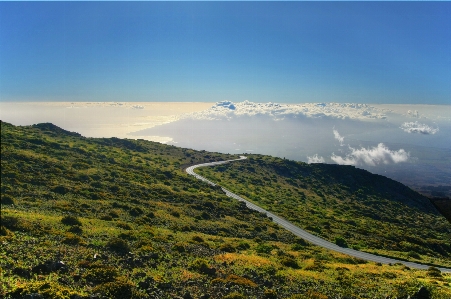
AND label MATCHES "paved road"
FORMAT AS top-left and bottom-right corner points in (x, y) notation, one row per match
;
(186, 156), (451, 273)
